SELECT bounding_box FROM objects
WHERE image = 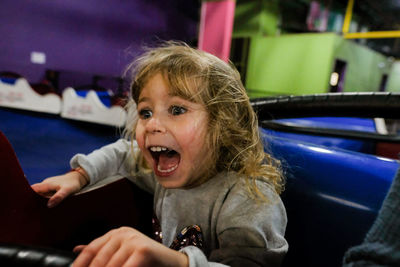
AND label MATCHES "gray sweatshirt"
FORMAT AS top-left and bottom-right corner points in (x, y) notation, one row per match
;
(71, 139), (288, 267)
